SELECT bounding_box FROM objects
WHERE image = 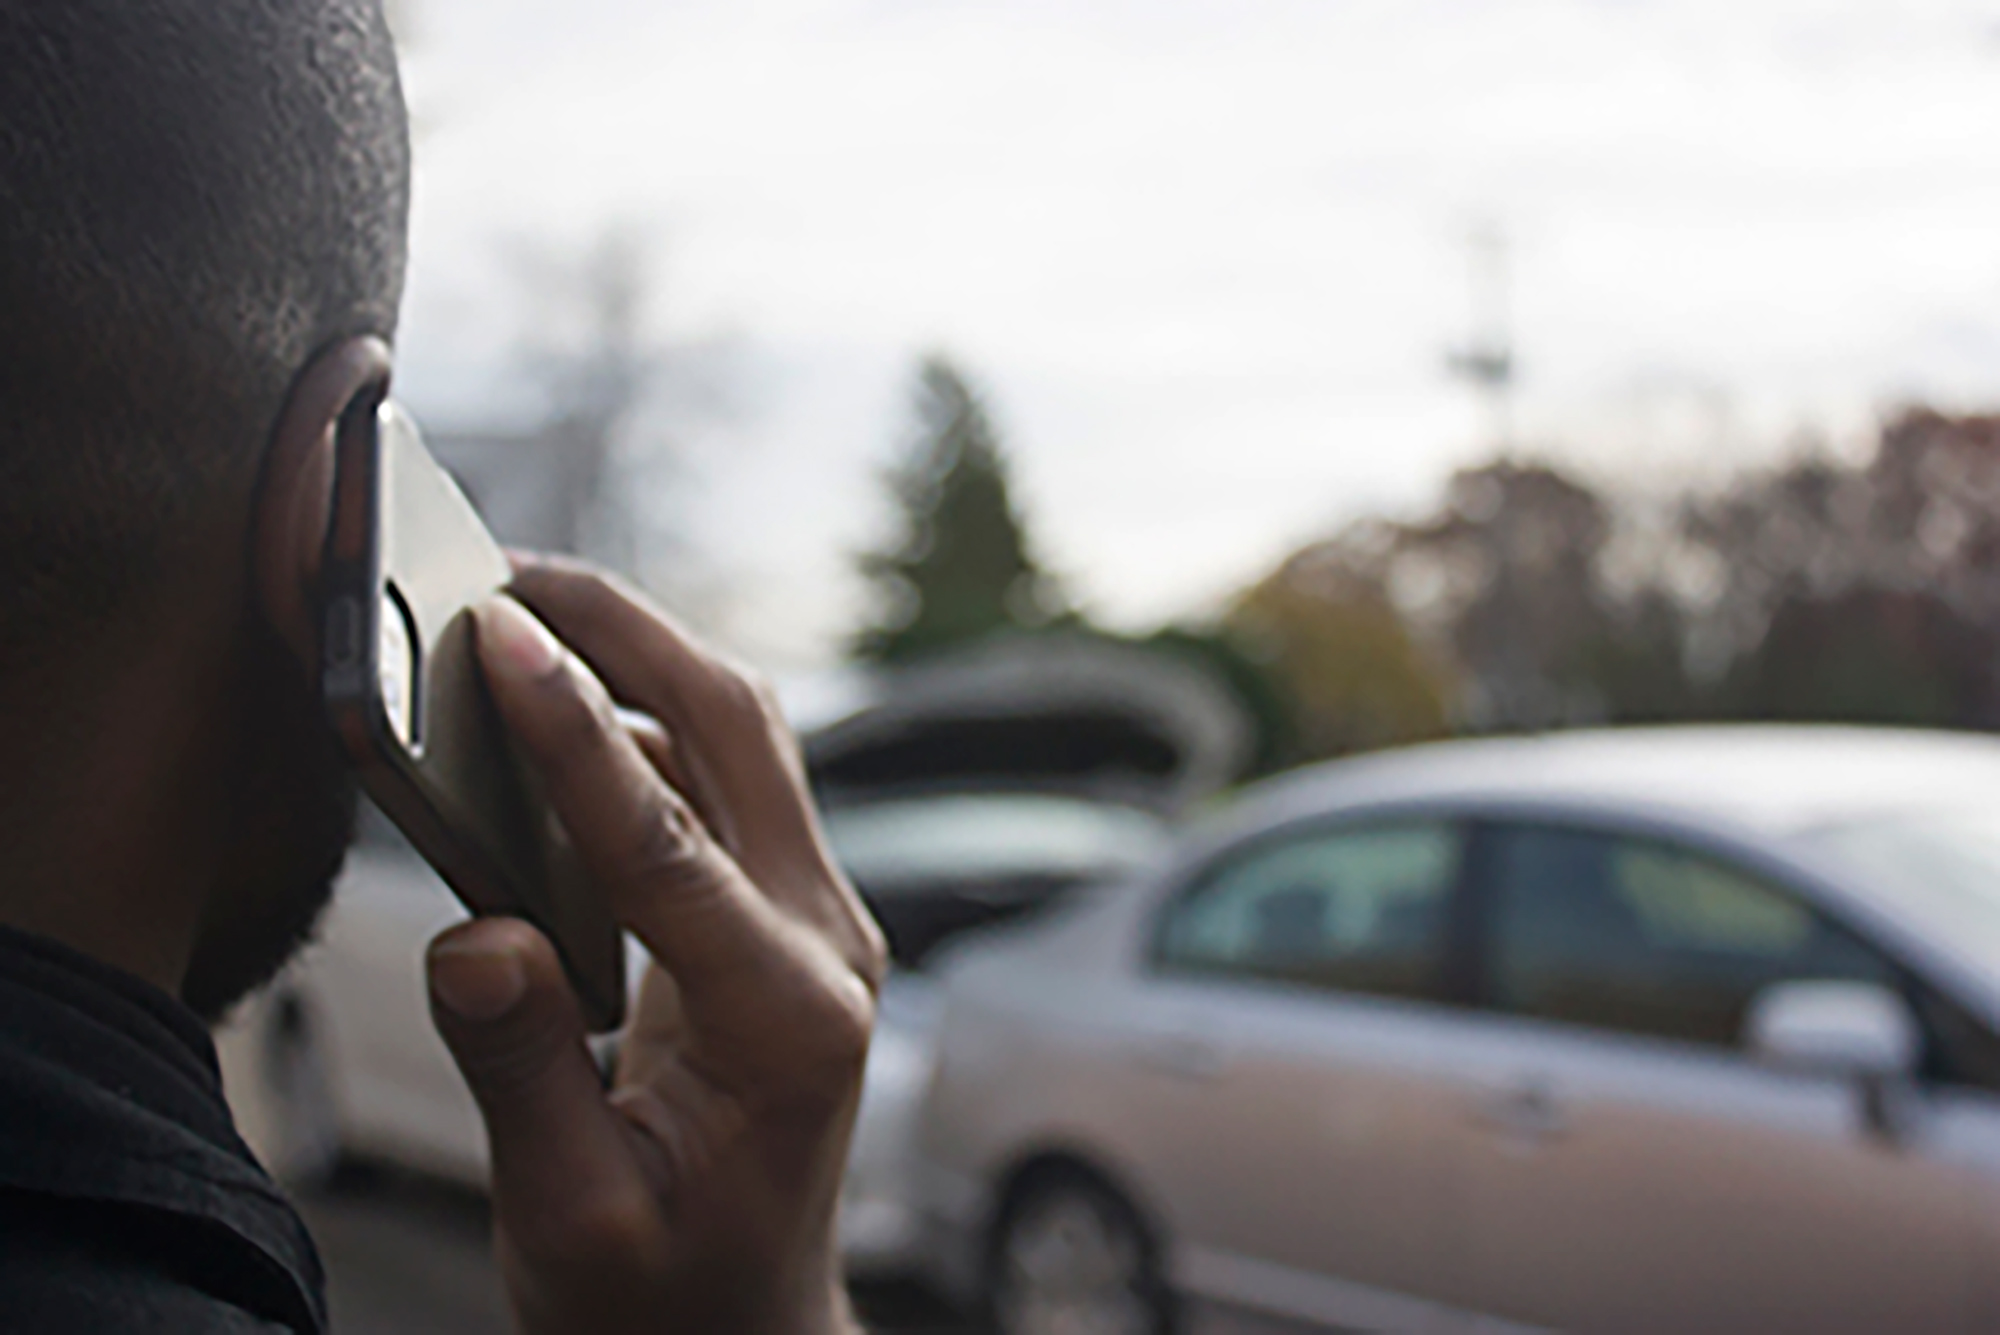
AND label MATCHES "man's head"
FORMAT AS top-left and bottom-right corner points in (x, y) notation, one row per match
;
(0, 1), (410, 1017)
